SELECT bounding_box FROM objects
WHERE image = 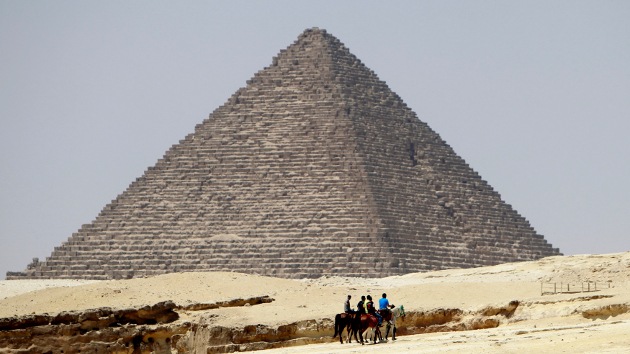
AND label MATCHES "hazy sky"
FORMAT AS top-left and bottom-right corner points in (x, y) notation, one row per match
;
(2, 1), (629, 279)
